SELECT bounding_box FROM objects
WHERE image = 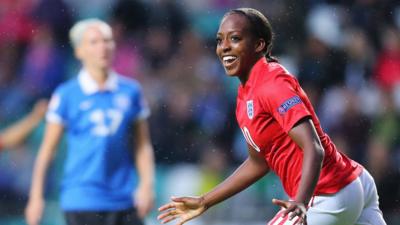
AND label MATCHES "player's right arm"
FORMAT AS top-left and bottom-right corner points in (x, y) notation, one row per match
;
(25, 122), (64, 225)
(0, 99), (47, 150)
(158, 145), (269, 225)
